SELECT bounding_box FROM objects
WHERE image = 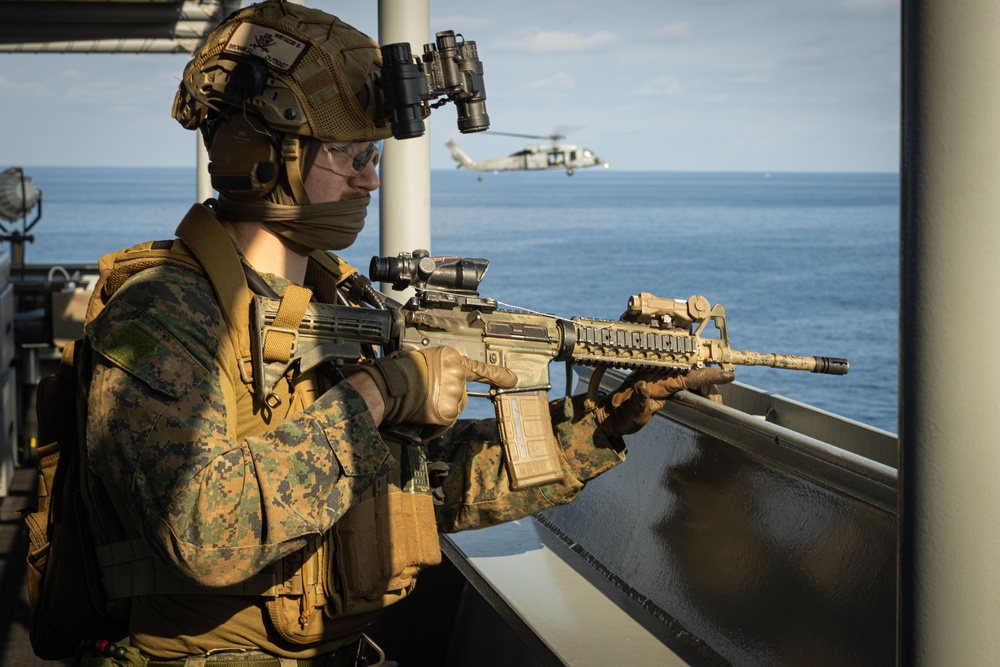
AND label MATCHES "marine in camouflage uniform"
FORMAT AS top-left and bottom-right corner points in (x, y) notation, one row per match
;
(84, 218), (625, 659)
(78, 2), (731, 663)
